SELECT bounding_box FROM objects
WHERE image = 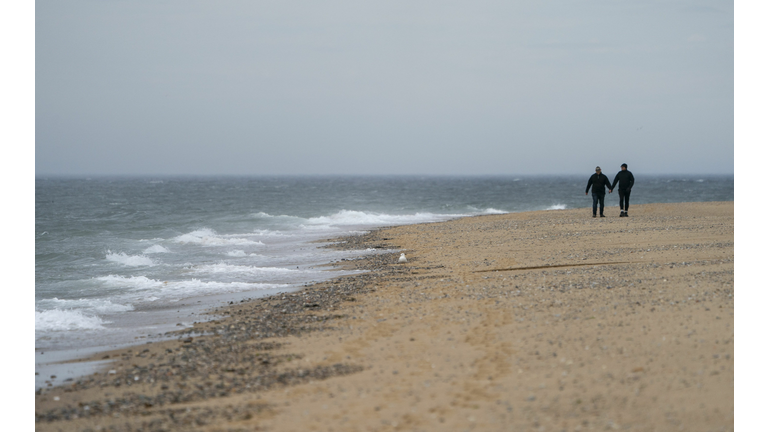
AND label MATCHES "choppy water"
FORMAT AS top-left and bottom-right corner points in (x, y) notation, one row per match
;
(35, 175), (733, 353)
